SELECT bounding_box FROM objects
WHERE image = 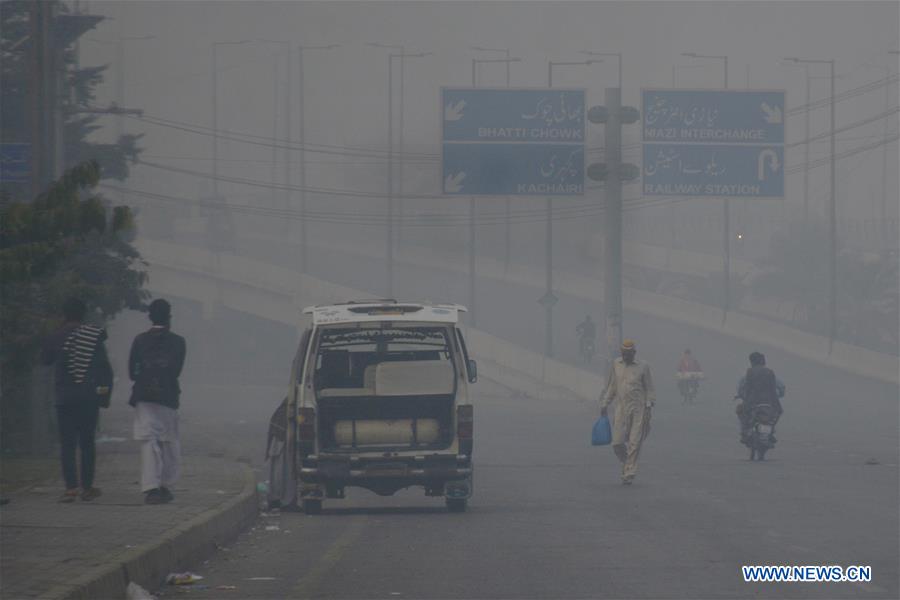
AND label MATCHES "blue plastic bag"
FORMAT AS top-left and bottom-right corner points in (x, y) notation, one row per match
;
(591, 415), (612, 446)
